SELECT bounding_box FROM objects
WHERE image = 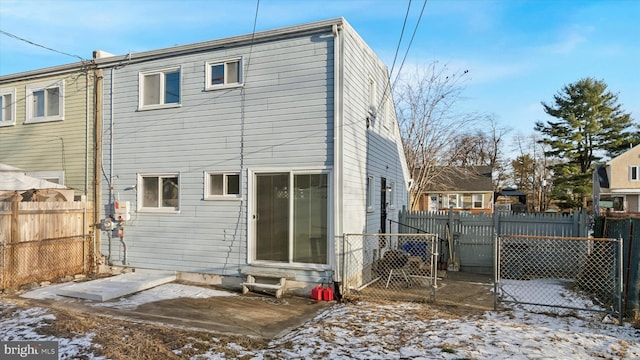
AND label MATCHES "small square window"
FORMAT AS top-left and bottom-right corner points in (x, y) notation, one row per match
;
(205, 172), (241, 199)
(630, 166), (639, 181)
(139, 174), (180, 212)
(25, 80), (64, 123)
(139, 68), (181, 110)
(0, 87), (16, 127)
(206, 58), (242, 90)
